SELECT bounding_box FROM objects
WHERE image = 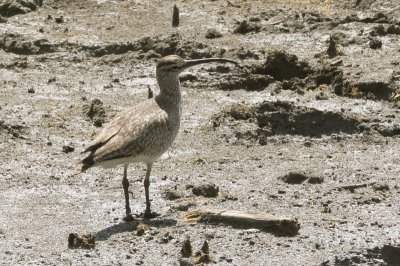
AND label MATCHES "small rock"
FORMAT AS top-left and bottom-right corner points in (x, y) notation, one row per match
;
(205, 28), (223, 39)
(233, 20), (261, 34)
(316, 92), (329, 100)
(280, 172), (308, 184)
(192, 183), (219, 197)
(159, 232), (173, 244)
(147, 86), (153, 99)
(179, 258), (193, 266)
(28, 88), (35, 93)
(382, 245), (400, 265)
(175, 202), (195, 212)
(369, 38), (382, 49)
(162, 189), (181, 200)
(82, 98), (106, 127)
(193, 240), (213, 264)
(327, 35), (342, 58)
(54, 16), (64, 23)
(372, 183), (390, 191)
(308, 176), (324, 184)
(136, 223), (149, 236)
(181, 237), (193, 258)
(62, 145), (75, 154)
(68, 233), (95, 249)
